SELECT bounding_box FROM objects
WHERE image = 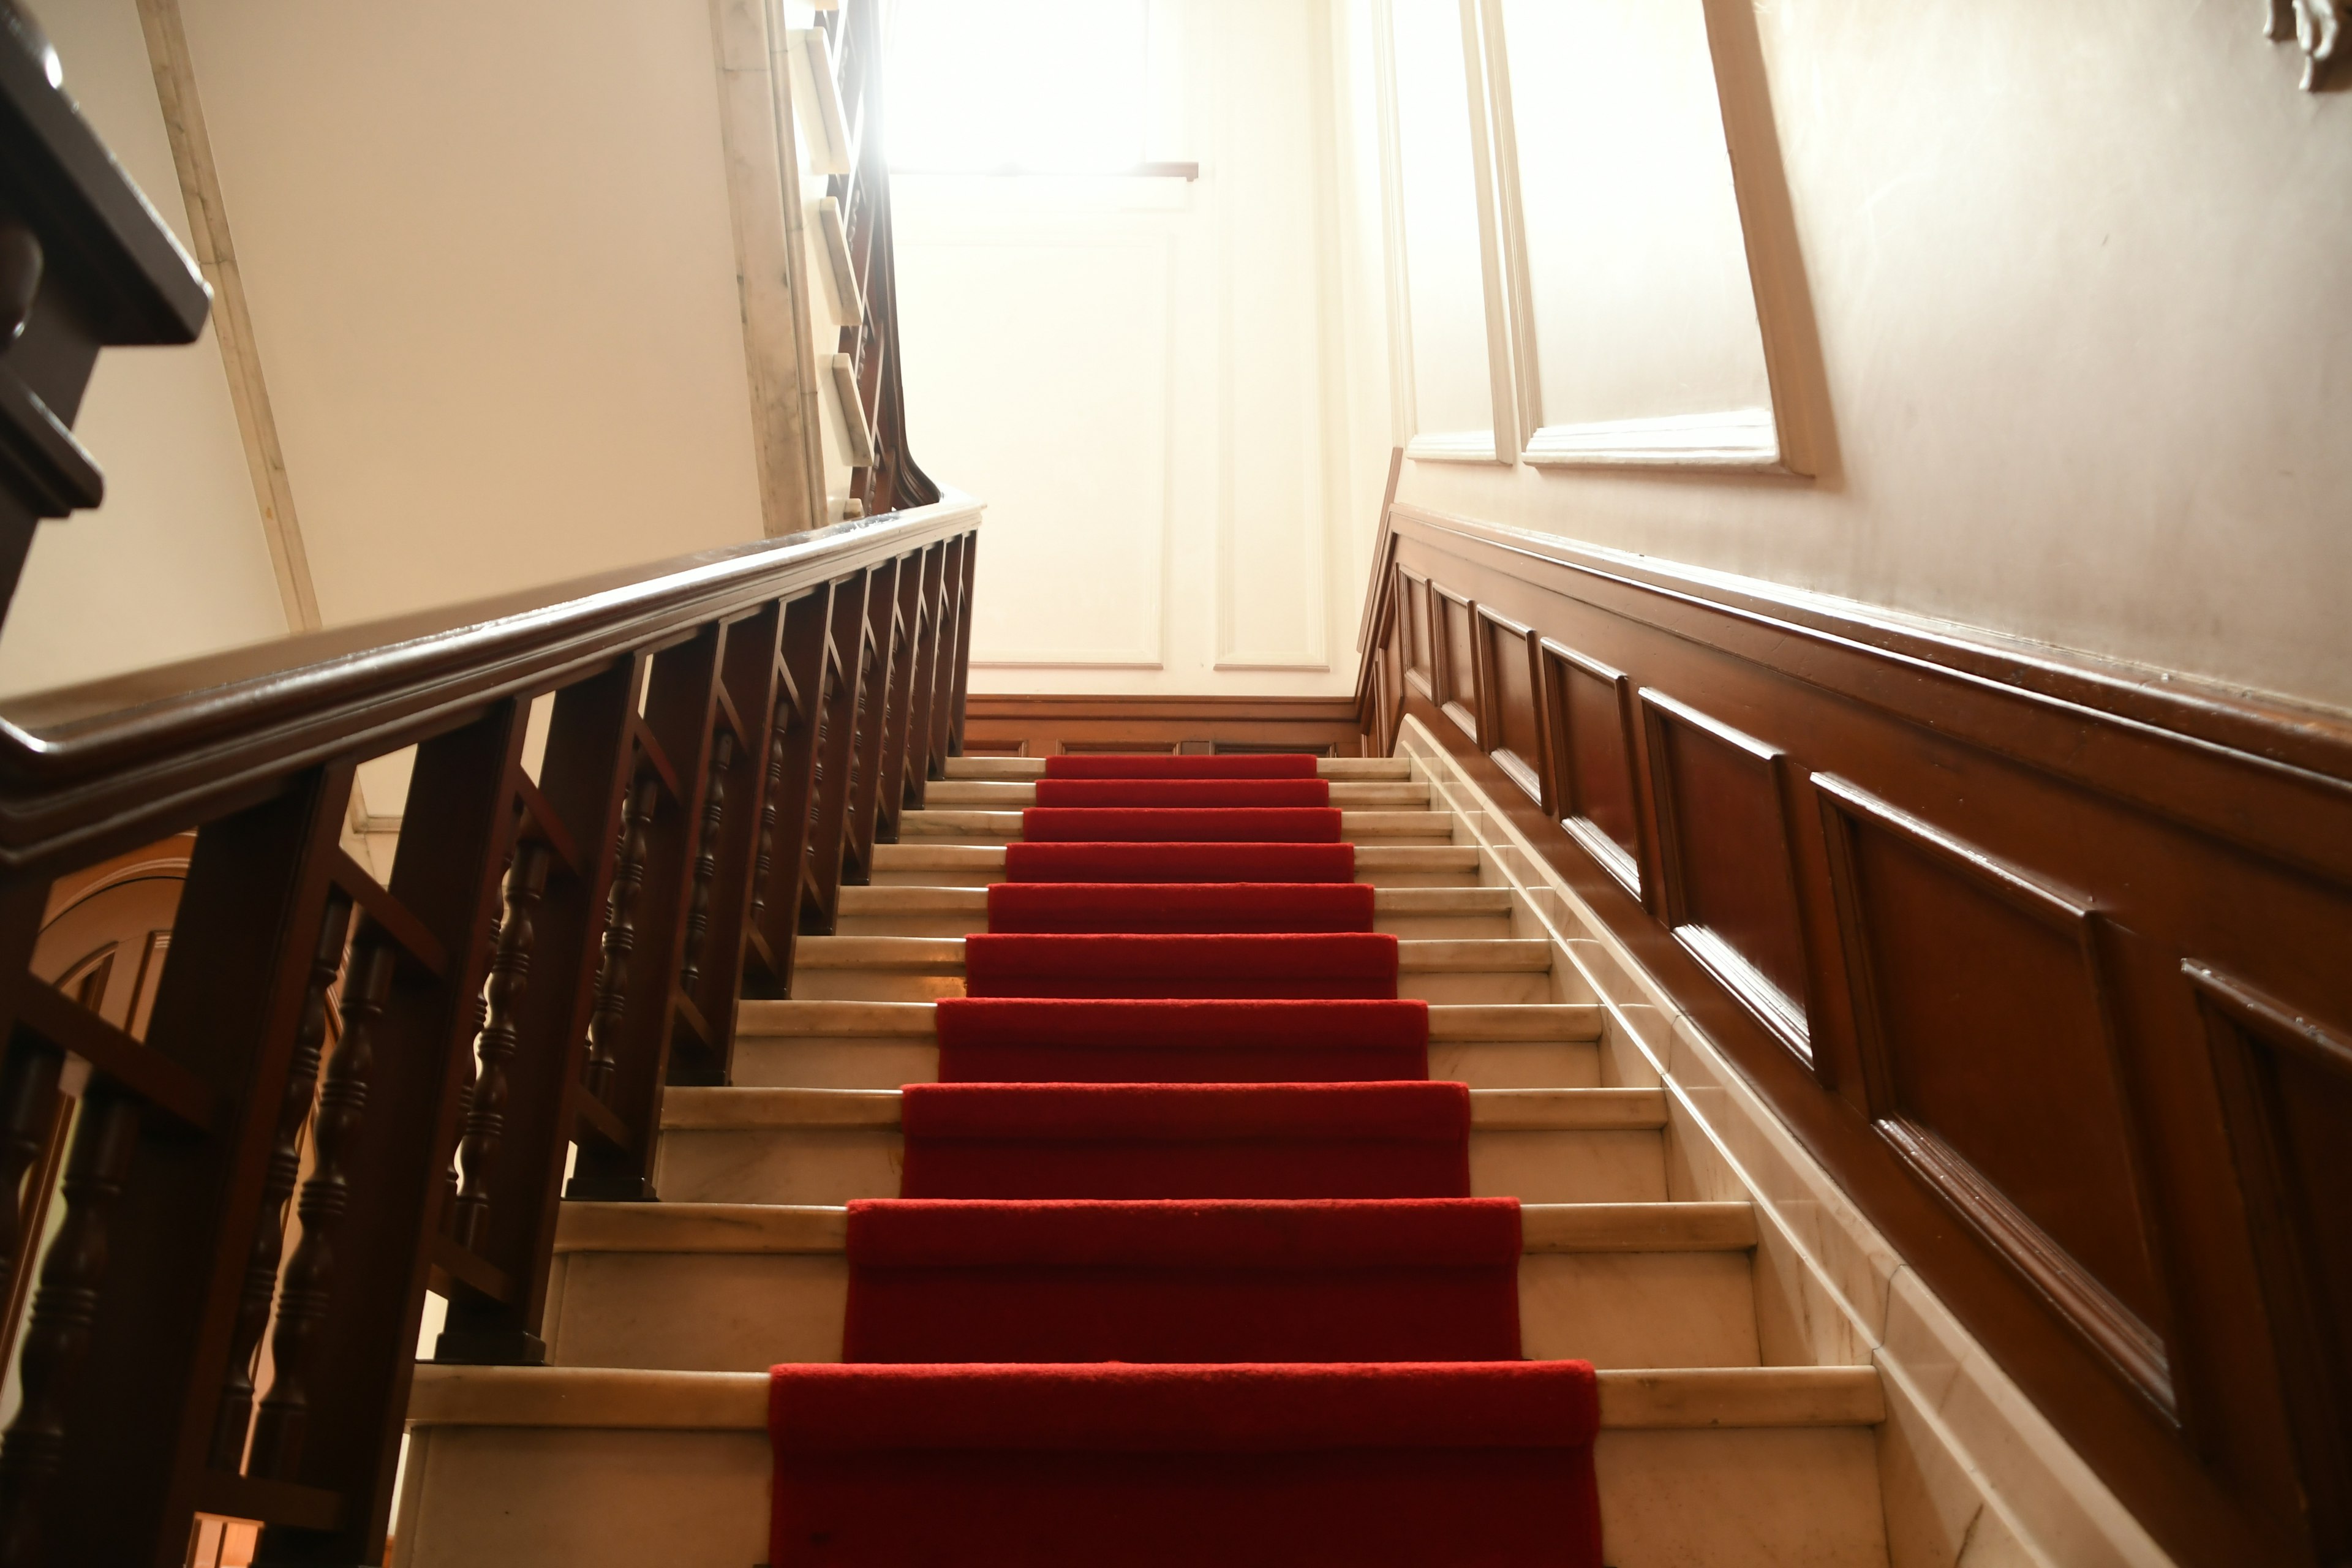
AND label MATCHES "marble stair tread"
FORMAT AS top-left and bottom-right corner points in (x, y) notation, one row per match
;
(921, 781), (1431, 809)
(658, 1085), (1667, 1133)
(407, 1362), (1882, 1431)
(551, 1199), (1754, 1256)
(895, 809), (1457, 840)
(788, 935), (1554, 973)
(941, 757), (1416, 782)
(730, 999), (1608, 1042)
(833, 885), (1515, 916)
(867, 842), (1482, 880)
